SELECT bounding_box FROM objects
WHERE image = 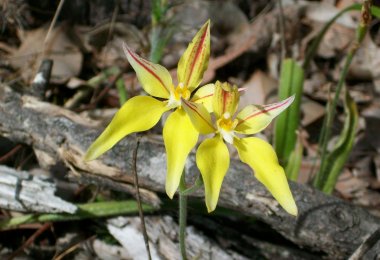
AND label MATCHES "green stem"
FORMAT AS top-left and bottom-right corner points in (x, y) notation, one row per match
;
(179, 175), (203, 196)
(178, 173), (187, 260)
(303, 4), (380, 72)
(302, 3), (361, 72)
